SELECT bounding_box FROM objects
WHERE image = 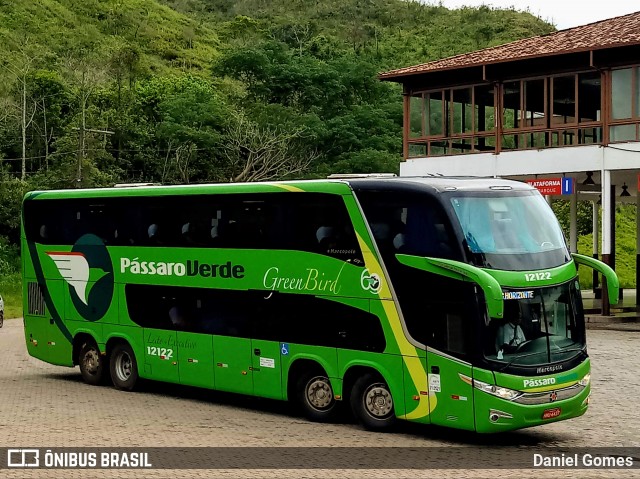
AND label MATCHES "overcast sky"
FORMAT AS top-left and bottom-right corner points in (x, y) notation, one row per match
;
(430, 1), (639, 29)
